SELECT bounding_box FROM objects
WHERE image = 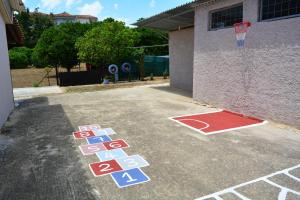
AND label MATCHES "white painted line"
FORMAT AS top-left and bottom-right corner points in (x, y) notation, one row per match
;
(168, 117), (207, 135)
(168, 109), (223, 119)
(286, 172), (300, 182)
(230, 189), (251, 200)
(195, 164), (300, 200)
(177, 119), (210, 131)
(264, 179), (300, 197)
